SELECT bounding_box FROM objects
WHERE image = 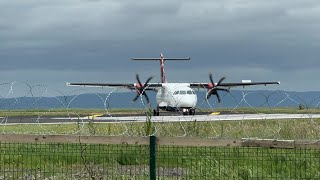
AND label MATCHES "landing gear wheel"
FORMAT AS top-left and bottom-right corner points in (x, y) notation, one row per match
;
(189, 109), (195, 115)
(153, 107), (160, 116)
